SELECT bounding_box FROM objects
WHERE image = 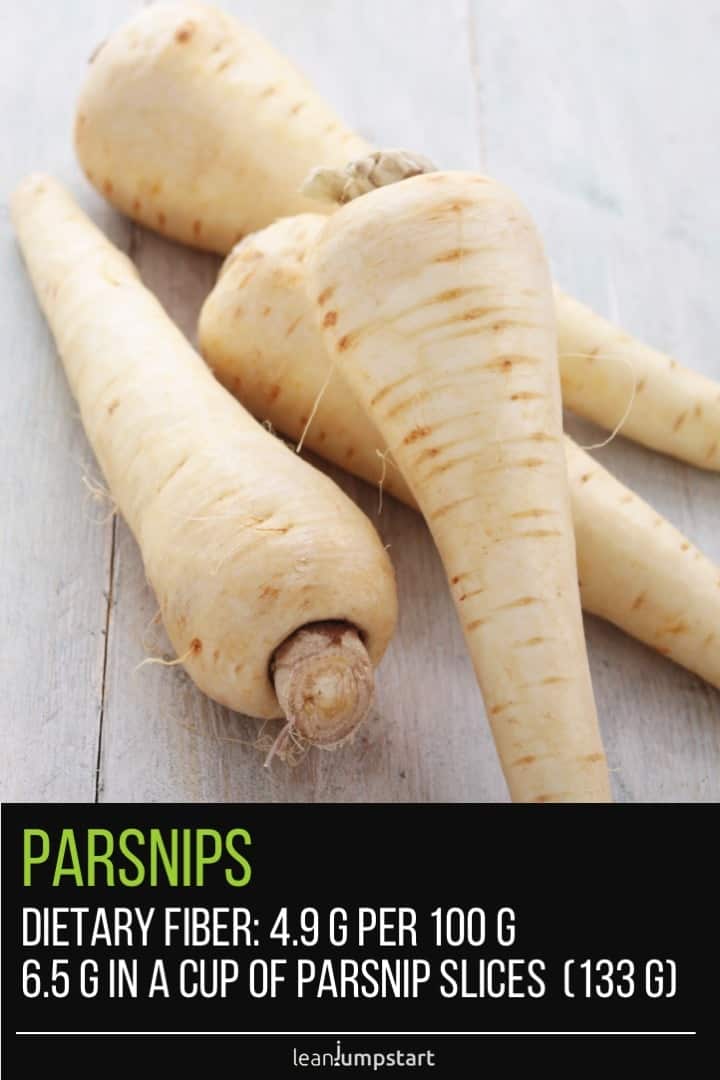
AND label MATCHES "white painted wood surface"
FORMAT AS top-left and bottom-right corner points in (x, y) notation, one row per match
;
(2, 0), (718, 803)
